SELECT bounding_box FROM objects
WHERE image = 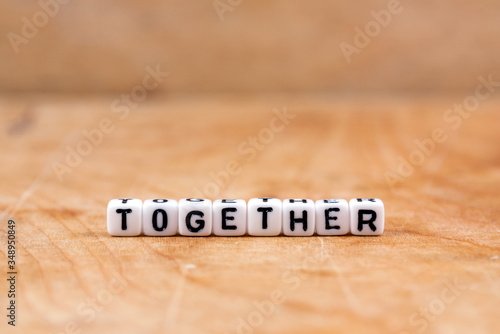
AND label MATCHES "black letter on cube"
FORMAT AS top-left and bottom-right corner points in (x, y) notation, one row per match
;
(152, 209), (168, 231)
(324, 208), (341, 230)
(357, 209), (377, 232)
(116, 209), (132, 230)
